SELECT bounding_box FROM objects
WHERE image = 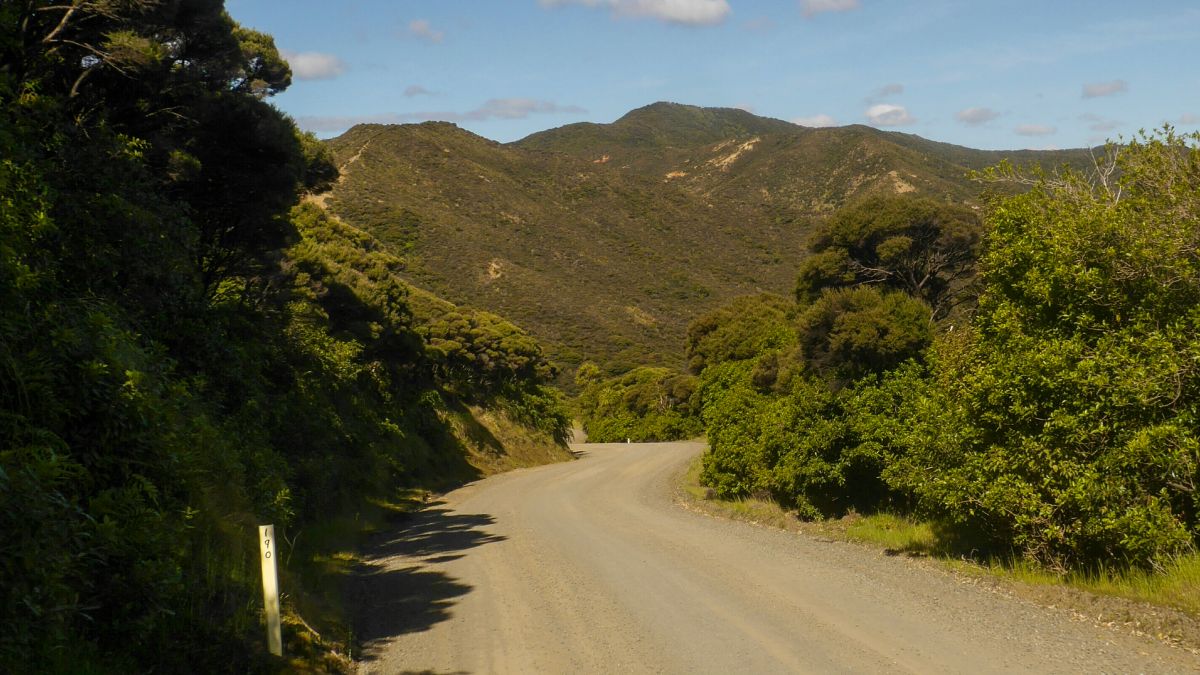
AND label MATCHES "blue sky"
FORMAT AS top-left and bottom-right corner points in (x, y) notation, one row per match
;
(226, 0), (1200, 150)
